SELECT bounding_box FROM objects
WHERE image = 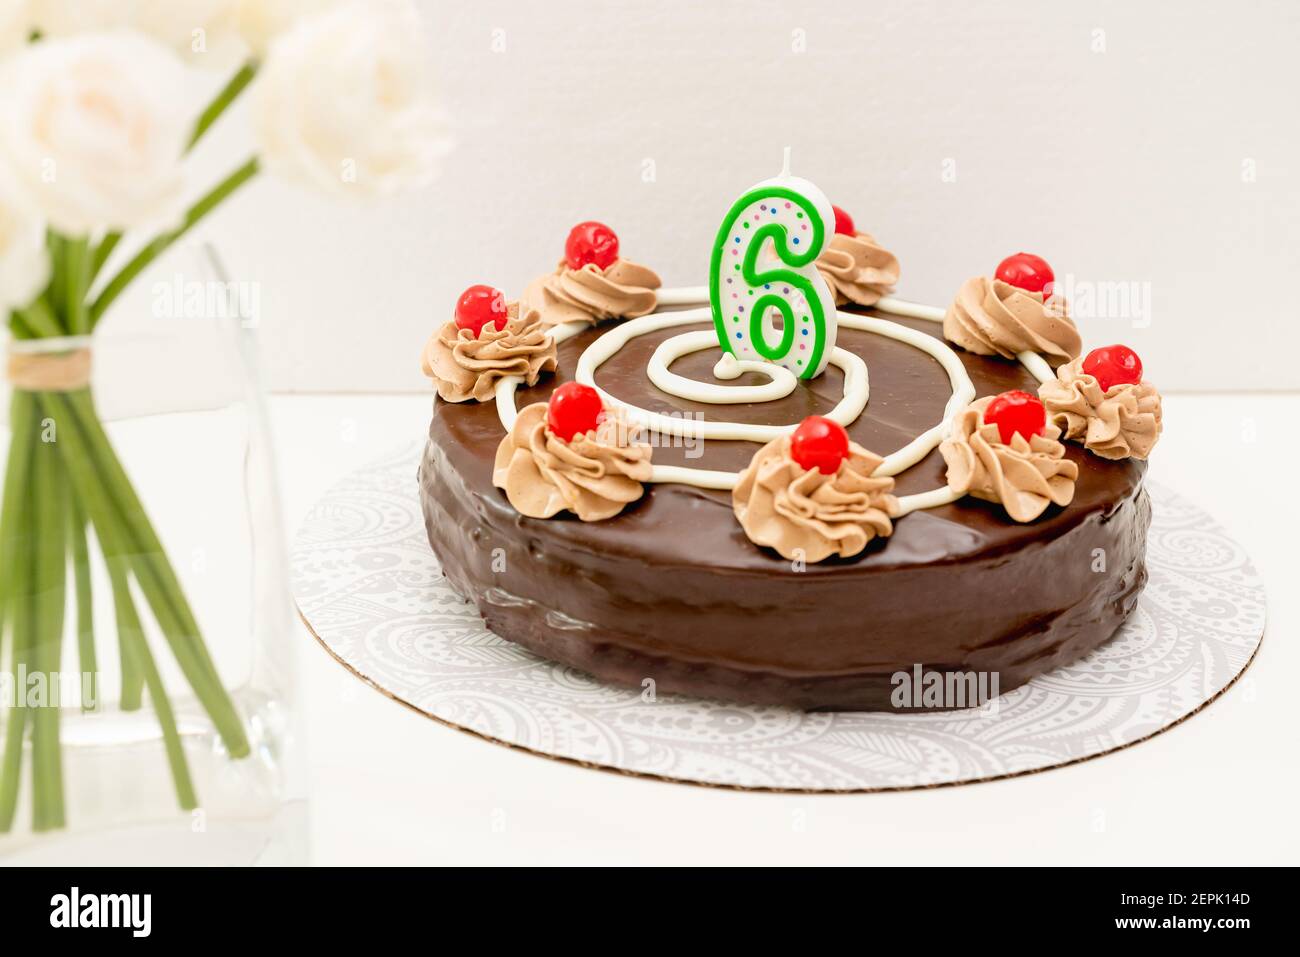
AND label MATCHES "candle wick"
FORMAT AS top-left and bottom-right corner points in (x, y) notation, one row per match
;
(781, 146), (792, 177)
